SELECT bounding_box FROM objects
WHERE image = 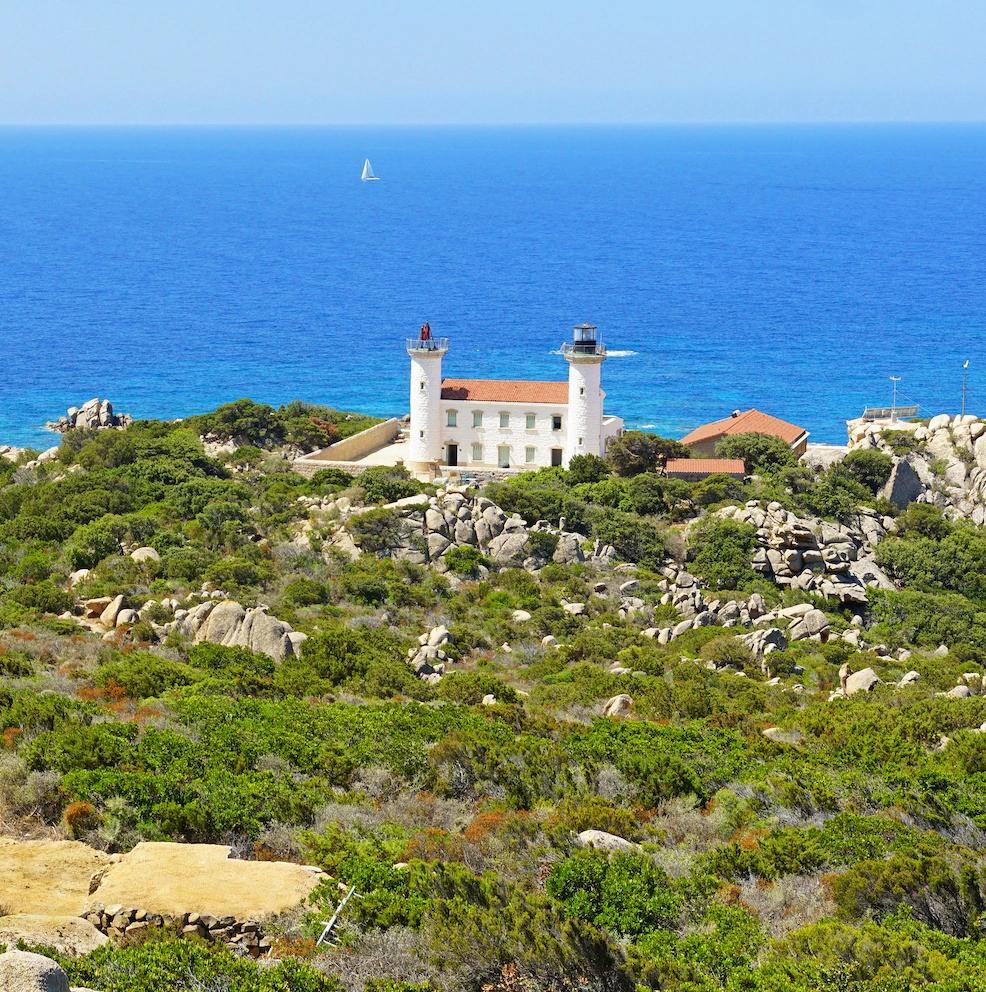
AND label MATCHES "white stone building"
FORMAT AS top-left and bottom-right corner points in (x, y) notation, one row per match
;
(405, 323), (623, 476)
